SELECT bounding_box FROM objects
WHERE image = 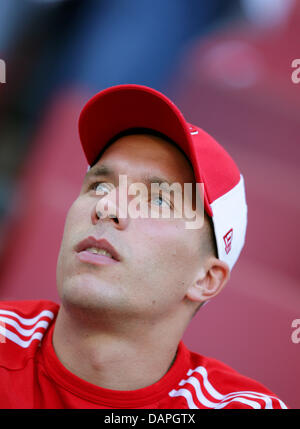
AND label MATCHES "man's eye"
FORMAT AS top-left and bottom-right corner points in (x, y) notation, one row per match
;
(151, 195), (172, 208)
(89, 182), (111, 194)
